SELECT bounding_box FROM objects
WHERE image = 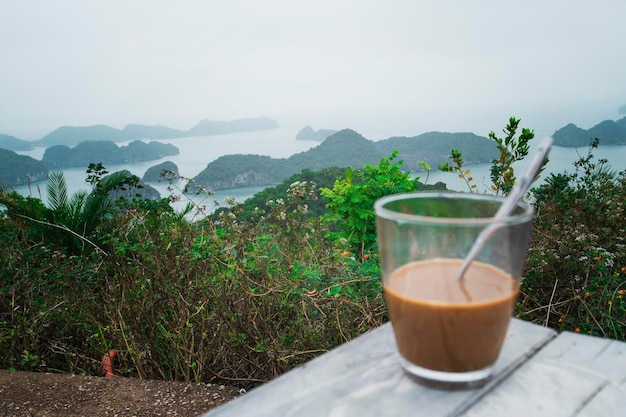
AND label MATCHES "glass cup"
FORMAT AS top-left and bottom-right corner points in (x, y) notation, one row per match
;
(374, 192), (534, 389)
